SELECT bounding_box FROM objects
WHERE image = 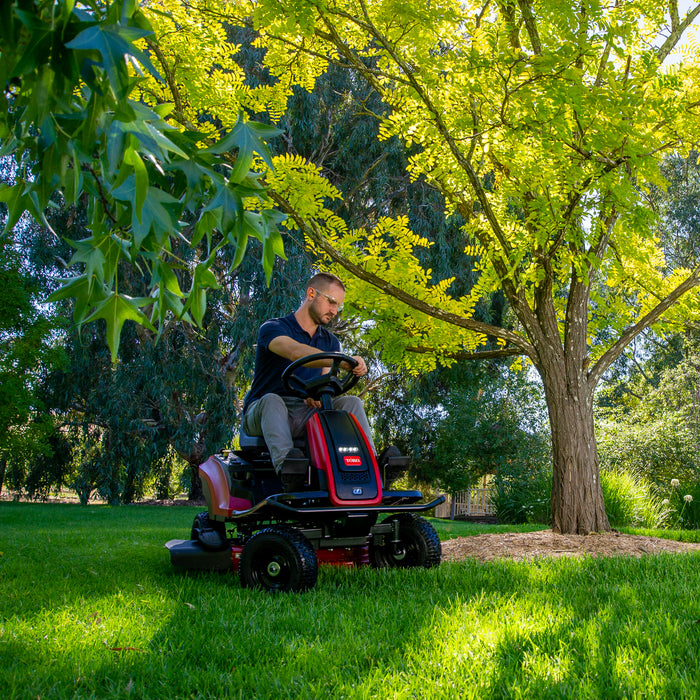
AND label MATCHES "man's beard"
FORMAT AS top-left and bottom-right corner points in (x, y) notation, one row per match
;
(309, 299), (334, 326)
